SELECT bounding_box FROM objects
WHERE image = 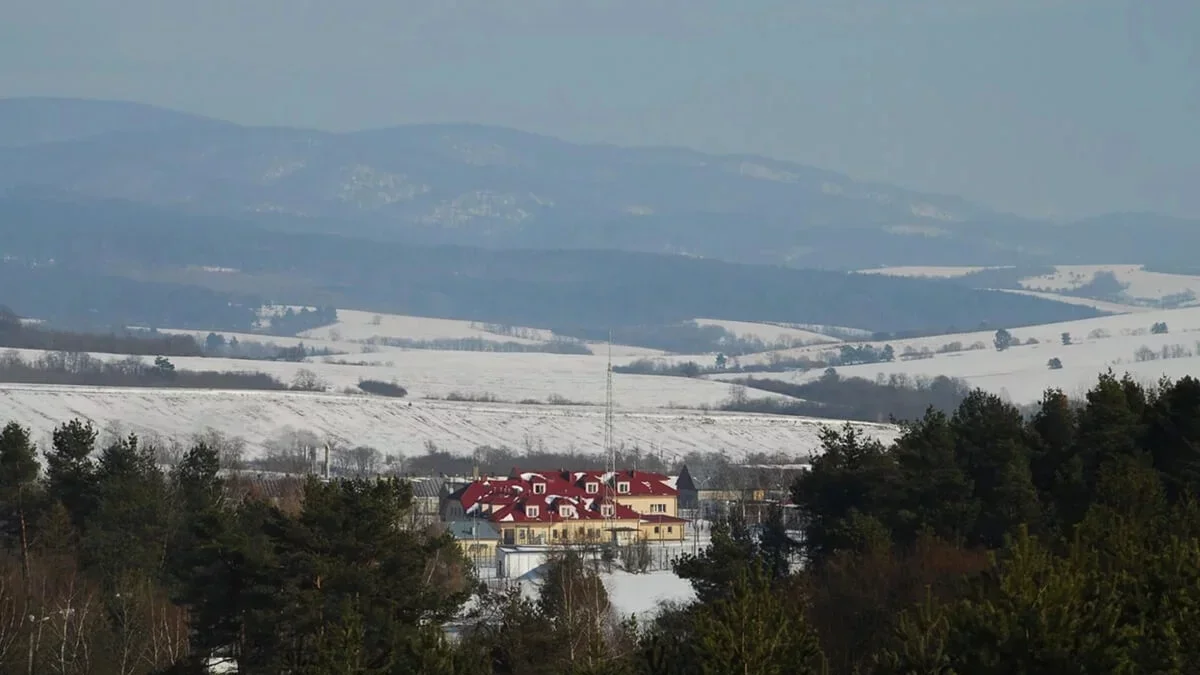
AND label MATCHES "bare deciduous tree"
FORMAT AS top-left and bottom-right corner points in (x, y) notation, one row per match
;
(290, 369), (326, 392)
